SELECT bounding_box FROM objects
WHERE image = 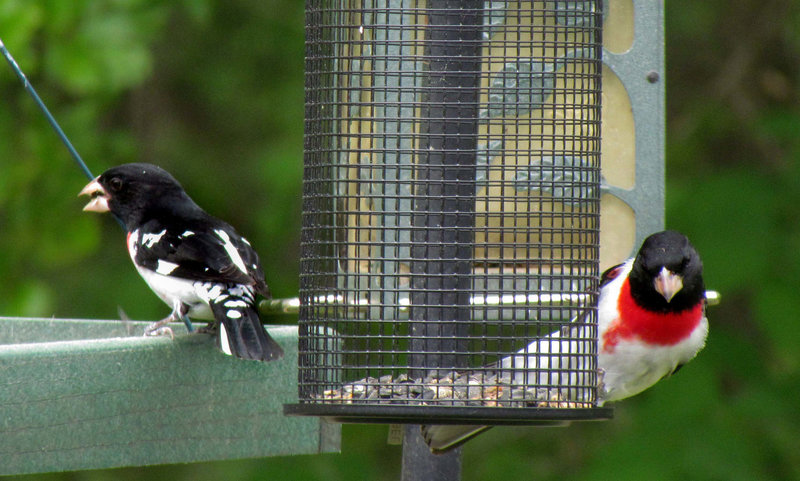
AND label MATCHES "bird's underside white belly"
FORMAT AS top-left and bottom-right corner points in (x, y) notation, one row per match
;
(134, 265), (214, 320)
